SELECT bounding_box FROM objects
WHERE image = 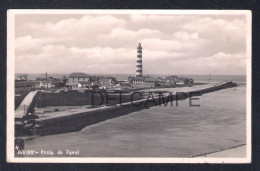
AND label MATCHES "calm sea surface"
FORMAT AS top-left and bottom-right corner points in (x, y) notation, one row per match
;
(24, 84), (246, 157)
